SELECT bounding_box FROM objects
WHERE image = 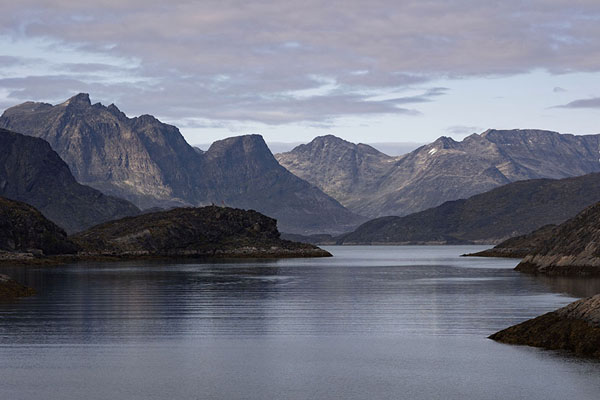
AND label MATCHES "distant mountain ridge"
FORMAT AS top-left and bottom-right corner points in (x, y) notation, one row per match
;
(336, 173), (600, 244)
(0, 94), (363, 234)
(276, 130), (600, 218)
(0, 128), (140, 233)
